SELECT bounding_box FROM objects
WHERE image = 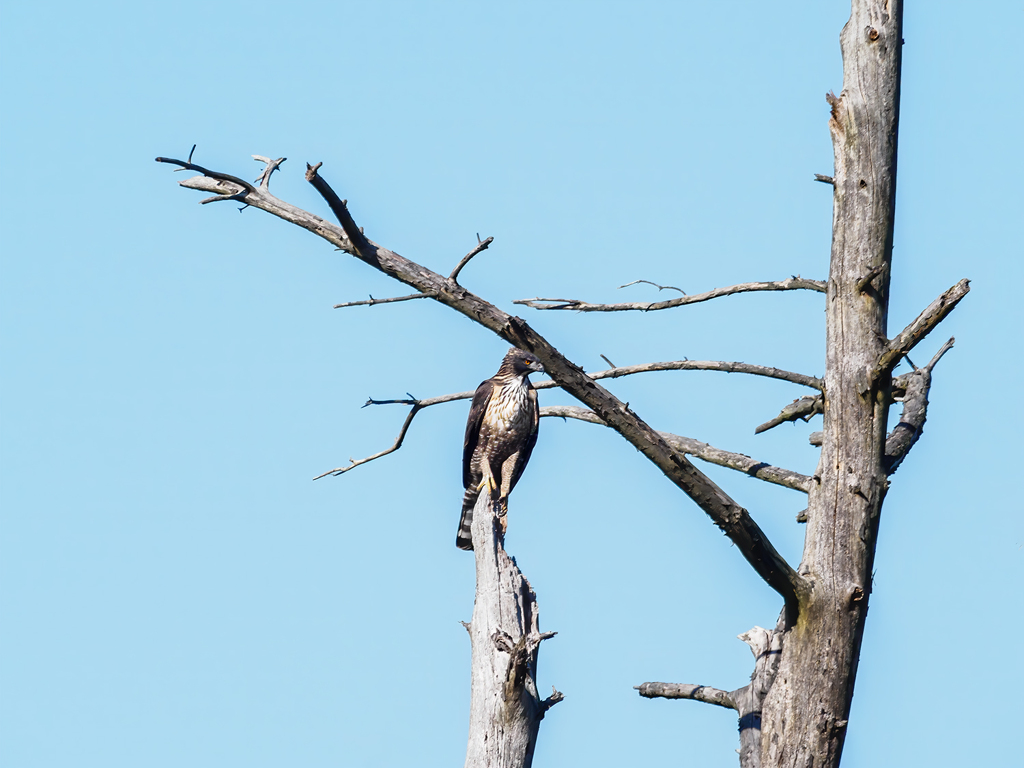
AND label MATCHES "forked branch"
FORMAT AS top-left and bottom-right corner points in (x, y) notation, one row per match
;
(513, 276), (825, 313)
(874, 279), (970, 379)
(885, 337), (954, 474)
(158, 153), (808, 614)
